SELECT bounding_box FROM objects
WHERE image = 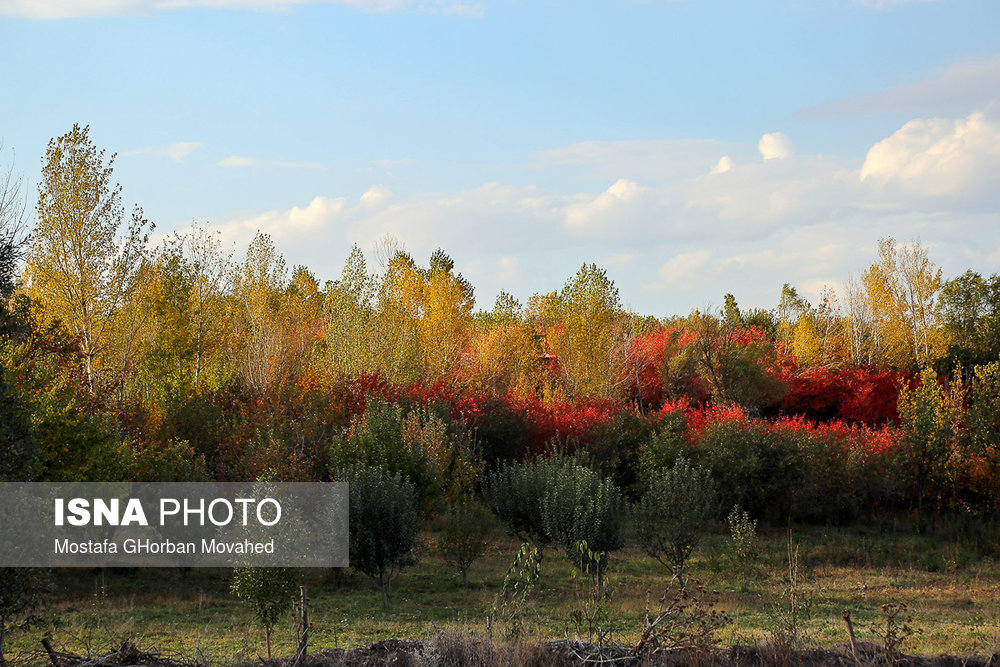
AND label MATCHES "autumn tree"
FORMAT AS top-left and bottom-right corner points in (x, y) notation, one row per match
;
(358, 247), (474, 385)
(537, 263), (629, 399)
(181, 223), (233, 389)
(463, 292), (541, 397)
(778, 284), (846, 367)
(324, 244), (381, 382)
(29, 124), (152, 394)
(897, 367), (965, 527)
(850, 238), (946, 368)
(0, 144), (28, 338)
(231, 232), (288, 390)
(683, 306), (786, 413)
(133, 227), (232, 400)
